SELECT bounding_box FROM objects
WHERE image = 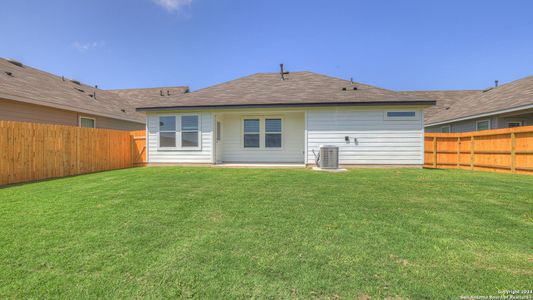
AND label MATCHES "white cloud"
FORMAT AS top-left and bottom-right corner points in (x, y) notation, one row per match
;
(152, 0), (192, 13)
(72, 41), (105, 52)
